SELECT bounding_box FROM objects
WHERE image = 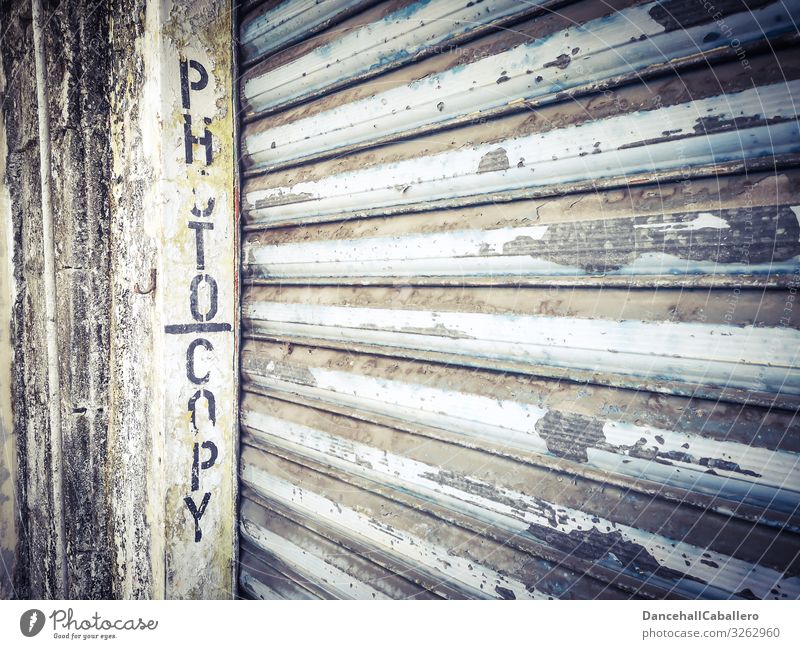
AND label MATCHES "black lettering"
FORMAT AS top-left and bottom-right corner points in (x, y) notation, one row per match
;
(191, 197), (215, 218)
(184, 493), (211, 542)
(164, 322), (231, 334)
(190, 273), (218, 322)
(191, 441), (219, 491)
(183, 115), (213, 165)
(180, 59), (208, 110)
(187, 221), (214, 270)
(188, 389), (216, 433)
(186, 338), (213, 384)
